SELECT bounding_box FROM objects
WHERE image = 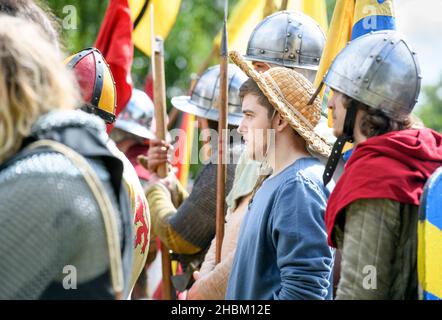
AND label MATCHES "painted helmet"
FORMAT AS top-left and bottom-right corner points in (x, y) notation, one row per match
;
(65, 47), (117, 123)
